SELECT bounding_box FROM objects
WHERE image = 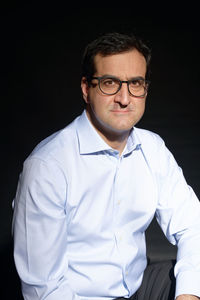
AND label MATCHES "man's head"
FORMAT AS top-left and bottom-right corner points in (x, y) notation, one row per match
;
(81, 32), (151, 81)
(81, 32), (151, 143)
